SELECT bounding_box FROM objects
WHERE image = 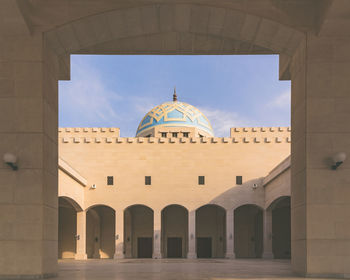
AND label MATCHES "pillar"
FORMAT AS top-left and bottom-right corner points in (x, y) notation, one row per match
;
(290, 34), (350, 277)
(114, 210), (124, 259)
(187, 211), (196, 258)
(0, 32), (59, 277)
(225, 209), (235, 259)
(152, 210), (162, 259)
(75, 211), (87, 260)
(262, 209), (273, 259)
